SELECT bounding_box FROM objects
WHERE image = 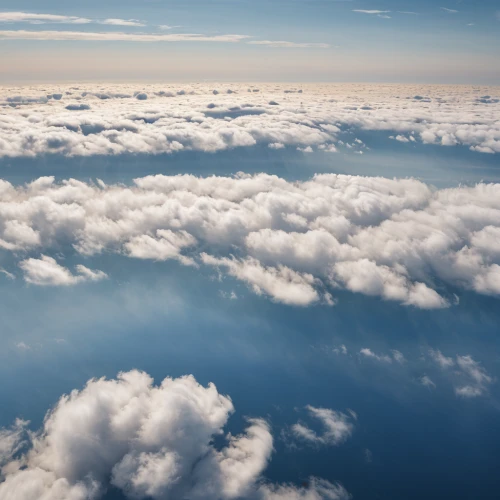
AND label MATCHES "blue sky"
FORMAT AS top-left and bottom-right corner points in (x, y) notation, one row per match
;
(0, 0), (499, 83)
